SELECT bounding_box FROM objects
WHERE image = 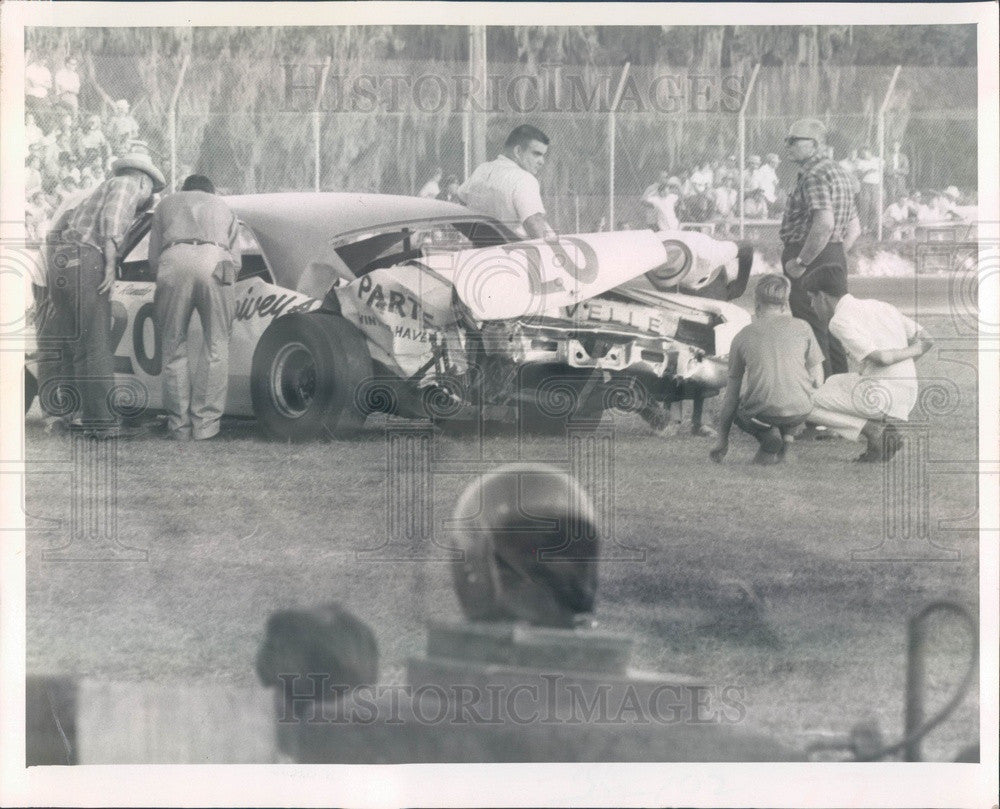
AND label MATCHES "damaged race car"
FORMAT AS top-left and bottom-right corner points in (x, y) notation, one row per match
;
(26, 193), (753, 440)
